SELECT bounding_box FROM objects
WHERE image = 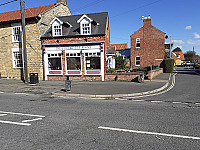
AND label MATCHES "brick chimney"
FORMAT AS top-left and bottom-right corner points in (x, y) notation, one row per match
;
(143, 16), (151, 26)
(57, 0), (67, 5)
